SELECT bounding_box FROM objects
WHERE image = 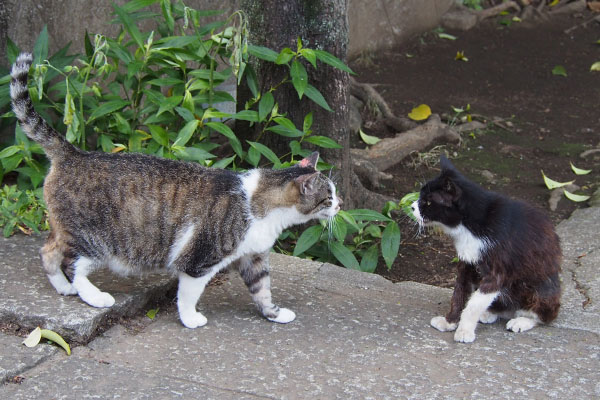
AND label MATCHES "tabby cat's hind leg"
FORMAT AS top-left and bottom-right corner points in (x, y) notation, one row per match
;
(71, 256), (115, 308)
(40, 234), (76, 295)
(238, 253), (295, 324)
